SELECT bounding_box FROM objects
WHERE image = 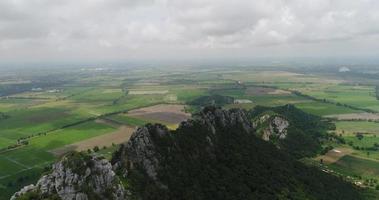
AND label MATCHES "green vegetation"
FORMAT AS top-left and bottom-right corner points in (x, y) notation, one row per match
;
(107, 115), (149, 127)
(251, 105), (335, 158)
(0, 121), (115, 199)
(29, 121), (115, 150)
(2, 66), (379, 199)
(330, 155), (379, 181)
(336, 121), (379, 135)
(121, 108), (362, 200)
(296, 101), (360, 116)
(189, 94), (234, 107)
